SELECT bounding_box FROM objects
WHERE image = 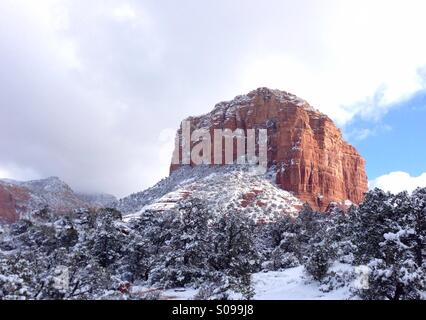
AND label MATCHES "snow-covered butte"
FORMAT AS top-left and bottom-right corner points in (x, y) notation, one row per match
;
(170, 87), (368, 211)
